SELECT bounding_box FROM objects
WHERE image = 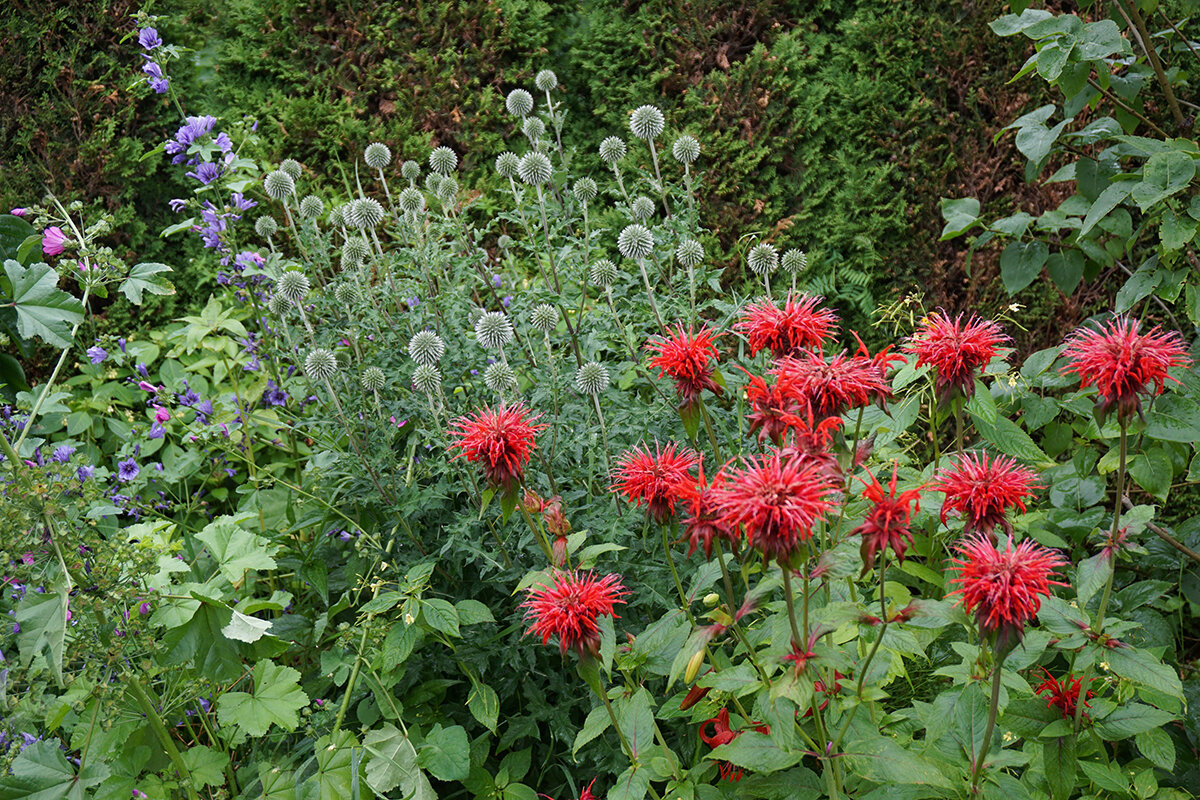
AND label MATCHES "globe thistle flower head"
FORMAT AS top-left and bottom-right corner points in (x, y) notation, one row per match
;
(1035, 669), (1095, 721)
(735, 292), (839, 359)
(520, 570), (627, 657)
(298, 195), (325, 220)
(255, 216), (278, 238)
(497, 234), (513, 250)
(646, 322), (723, 411)
(334, 283), (358, 305)
(305, 348), (338, 381)
(352, 197), (385, 229)
(496, 152), (520, 179)
(364, 142), (392, 170)
(484, 361), (518, 394)
(267, 292), (292, 317)
(425, 173), (444, 195)
(401, 160), (421, 181)
(631, 196), (655, 221)
(276, 270), (311, 305)
(428, 146), (458, 175)
(522, 117), (546, 143)
(611, 441), (700, 524)
(361, 366), (386, 392)
(475, 311), (515, 350)
(589, 259), (618, 287)
(948, 534), (1065, 653)
(852, 463), (923, 571)
(575, 361), (609, 395)
(398, 187), (426, 214)
(678, 468), (736, 559)
(264, 170), (296, 201)
(675, 240), (704, 269)
(342, 237), (369, 268)
(518, 152), (553, 186)
(672, 134), (700, 165)
(747, 243), (779, 277)
(535, 69), (558, 91)
(408, 331), (446, 366)
(1060, 316), (1191, 423)
(599, 136), (627, 165)
(573, 178), (597, 203)
(617, 224), (653, 260)
(412, 364), (442, 395)
(771, 348), (896, 421)
(530, 304), (559, 334)
(713, 449), (837, 563)
(448, 402), (547, 490)
(437, 176), (459, 203)
(506, 88), (534, 117)
(904, 311), (1009, 405)
(932, 452), (1040, 537)
(629, 104), (665, 141)
(782, 249), (808, 275)
(328, 205), (345, 228)
(279, 158), (303, 180)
